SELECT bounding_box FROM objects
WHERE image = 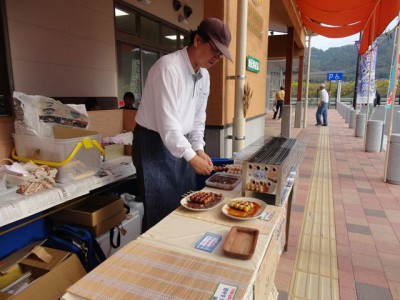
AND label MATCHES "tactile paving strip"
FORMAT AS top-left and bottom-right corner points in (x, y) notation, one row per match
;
(288, 128), (340, 299)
